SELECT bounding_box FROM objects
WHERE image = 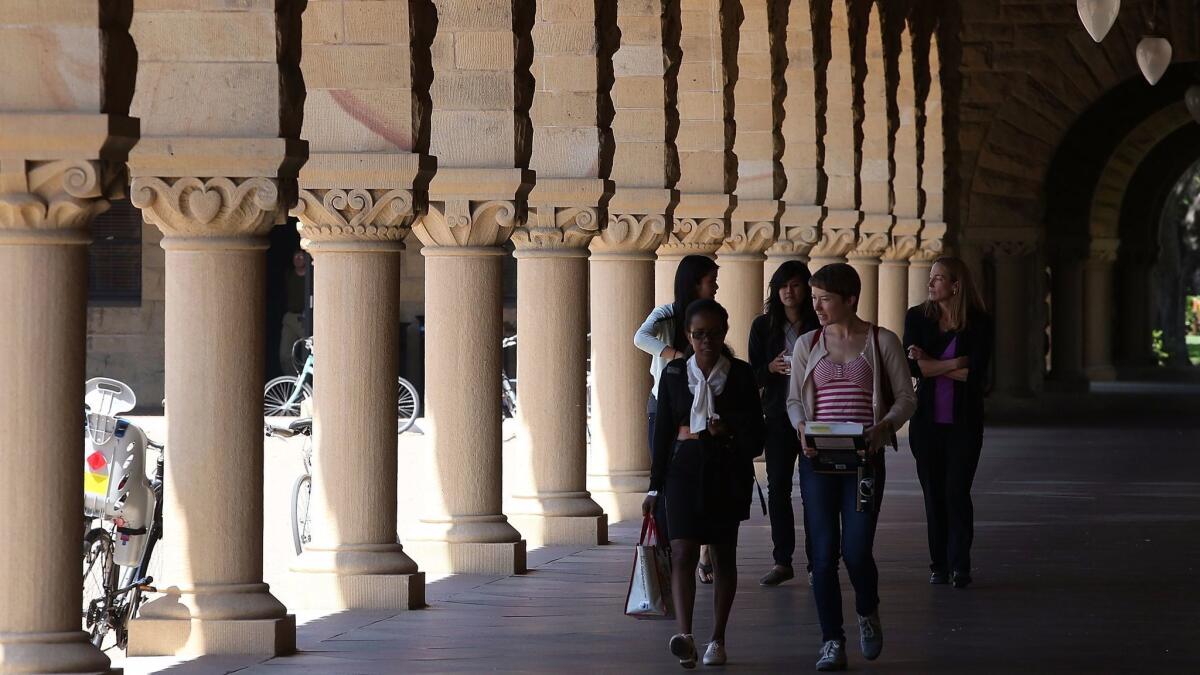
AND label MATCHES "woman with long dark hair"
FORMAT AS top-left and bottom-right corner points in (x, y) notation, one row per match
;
(902, 257), (993, 589)
(642, 299), (764, 668)
(749, 261), (821, 587)
(787, 263), (916, 671)
(635, 254), (719, 580)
